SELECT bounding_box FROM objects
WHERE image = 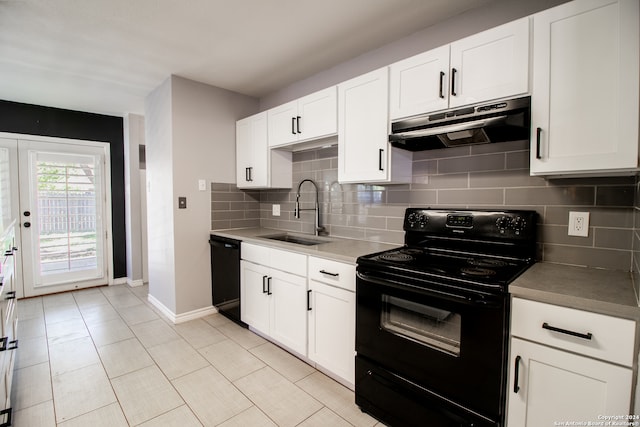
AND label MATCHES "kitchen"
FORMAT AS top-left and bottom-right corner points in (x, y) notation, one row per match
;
(0, 0), (639, 425)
